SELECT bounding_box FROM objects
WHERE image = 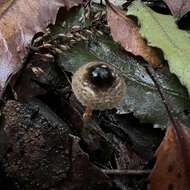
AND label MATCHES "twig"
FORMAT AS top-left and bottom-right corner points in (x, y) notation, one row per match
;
(102, 169), (151, 175)
(145, 65), (190, 187)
